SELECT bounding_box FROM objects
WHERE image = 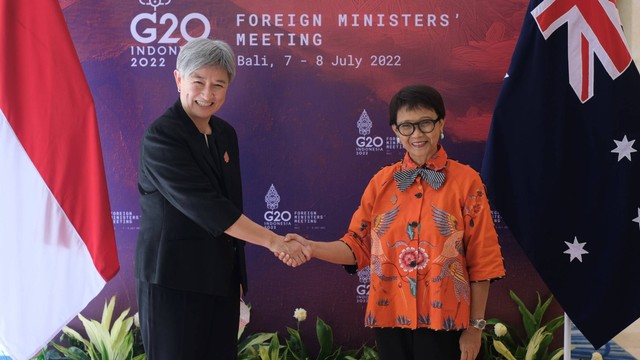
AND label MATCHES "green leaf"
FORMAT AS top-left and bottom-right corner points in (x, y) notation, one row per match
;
(101, 296), (116, 331)
(493, 340), (517, 360)
(535, 293), (553, 319)
(42, 348), (67, 360)
(357, 346), (378, 360)
(316, 318), (334, 360)
(258, 346), (270, 360)
(79, 316), (107, 357)
(62, 327), (90, 347)
(524, 327), (549, 360)
(112, 332), (134, 360)
(51, 343), (89, 360)
(111, 312), (134, 356)
(284, 340), (306, 360)
(509, 290), (537, 338)
(548, 347), (564, 360)
(514, 346), (527, 360)
(238, 332), (279, 354)
(268, 334), (282, 360)
(31, 349), (46, 360)
(499, 326), (521, 350)
(110, 308), (132, 346)
(338, 348), (358, 358)
(98, 339), (110, 360)
(544, 315), (565, 334)
(285, 326), (306, 358)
